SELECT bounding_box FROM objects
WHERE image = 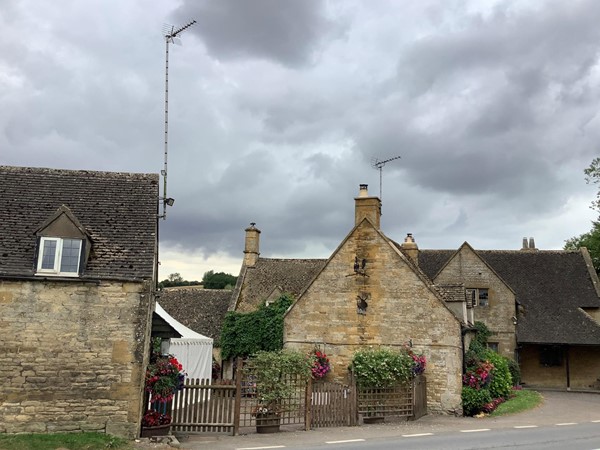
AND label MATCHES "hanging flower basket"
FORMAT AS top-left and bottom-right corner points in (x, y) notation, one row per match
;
(145, 355), (185, 403)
